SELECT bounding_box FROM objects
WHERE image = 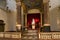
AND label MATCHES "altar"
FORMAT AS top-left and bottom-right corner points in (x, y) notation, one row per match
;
(28, 18), (40, 30)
